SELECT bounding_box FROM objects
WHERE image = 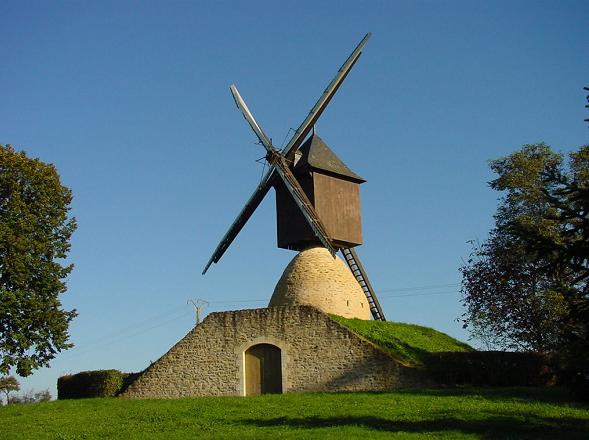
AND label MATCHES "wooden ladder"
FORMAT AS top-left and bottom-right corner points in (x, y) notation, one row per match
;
(341, 247), (386, 321)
